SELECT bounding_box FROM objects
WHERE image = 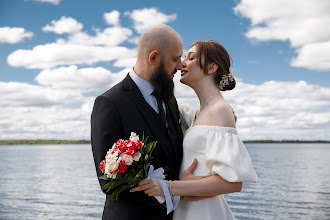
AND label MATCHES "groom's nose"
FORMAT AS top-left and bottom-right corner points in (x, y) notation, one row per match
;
(176, 59), (183, 70)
